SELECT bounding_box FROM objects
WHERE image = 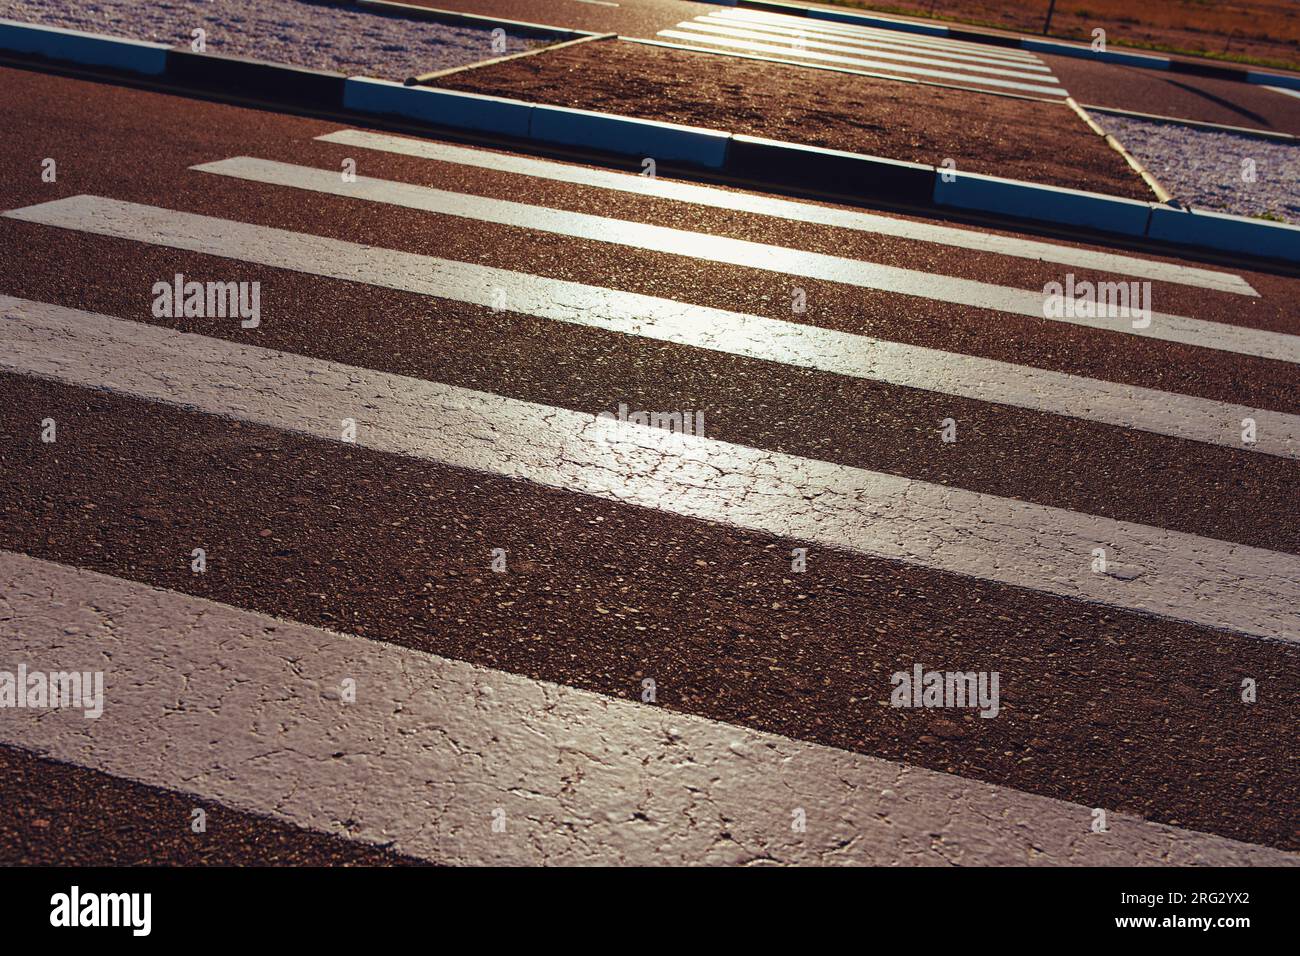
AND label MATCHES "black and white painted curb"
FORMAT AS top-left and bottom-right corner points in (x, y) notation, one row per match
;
(727, 0), (1300, 91)
(2, 18), (1297, 265)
